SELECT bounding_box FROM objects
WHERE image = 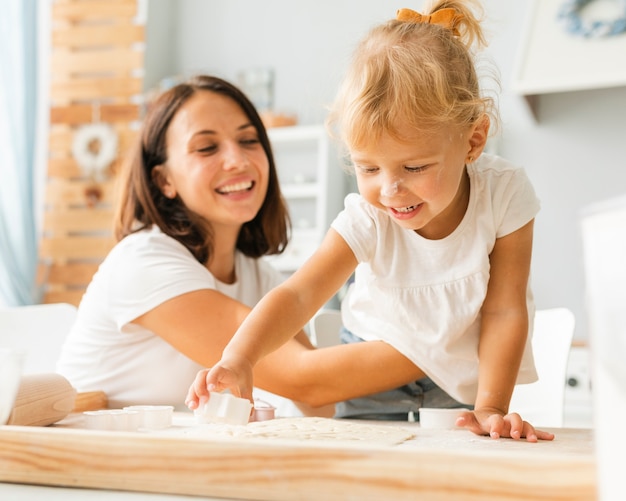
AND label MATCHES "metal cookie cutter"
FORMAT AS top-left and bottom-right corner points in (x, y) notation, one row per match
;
(251, 399), (276, 422)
